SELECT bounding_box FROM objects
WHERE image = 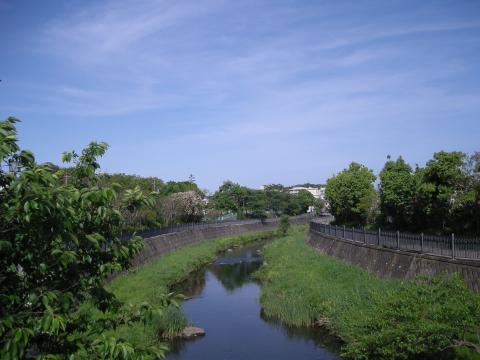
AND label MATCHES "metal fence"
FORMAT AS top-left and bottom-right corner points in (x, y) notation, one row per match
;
(310, 221), (480, 261)
(120, 214), (313, 241)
